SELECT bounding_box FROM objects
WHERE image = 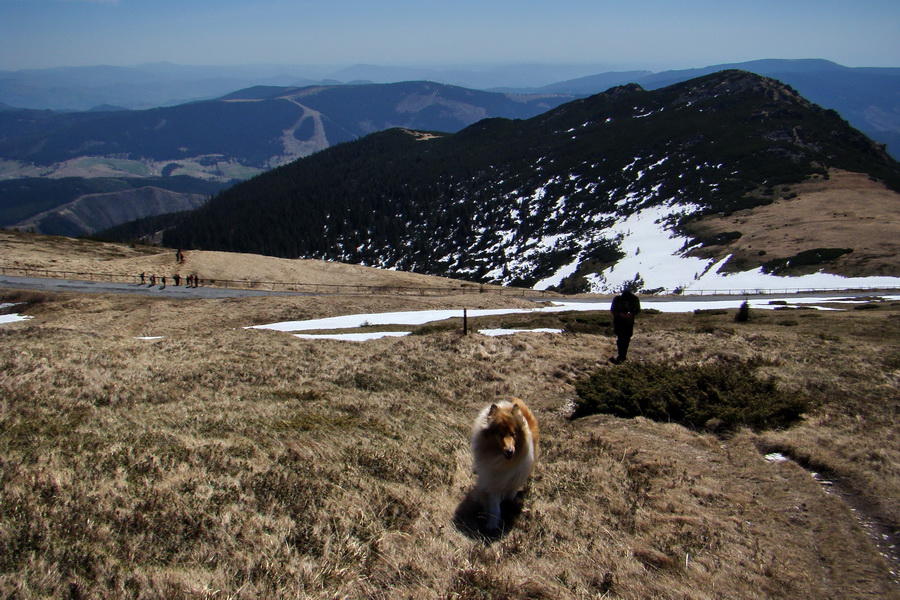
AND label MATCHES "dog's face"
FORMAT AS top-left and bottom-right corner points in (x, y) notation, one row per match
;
(487, 403), (522, 460)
